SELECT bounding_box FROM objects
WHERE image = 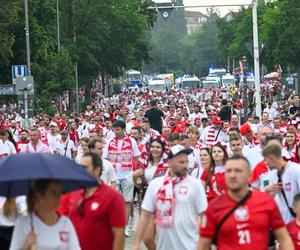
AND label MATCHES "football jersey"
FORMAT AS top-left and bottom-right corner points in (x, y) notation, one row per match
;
(200, 189), (285, 250)
(287, 220), (300, 250)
